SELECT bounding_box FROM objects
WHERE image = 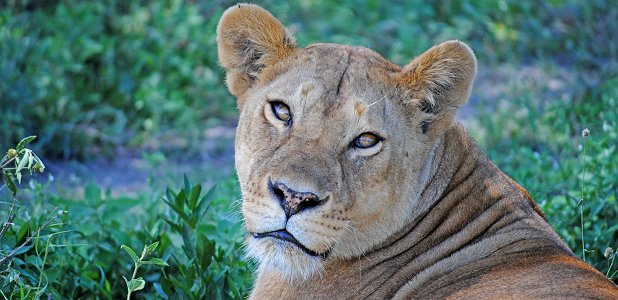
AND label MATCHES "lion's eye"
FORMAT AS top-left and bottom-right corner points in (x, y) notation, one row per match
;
(271, 101), (291, 123)
(353, 132), (381, 148)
